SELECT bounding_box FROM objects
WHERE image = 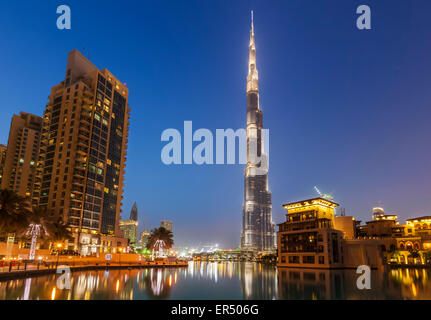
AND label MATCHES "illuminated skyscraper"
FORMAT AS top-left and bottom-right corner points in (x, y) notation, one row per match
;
(0, 112), (42, 203)
(241, 12), (276, 252)
(36, 50), (130, 254)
